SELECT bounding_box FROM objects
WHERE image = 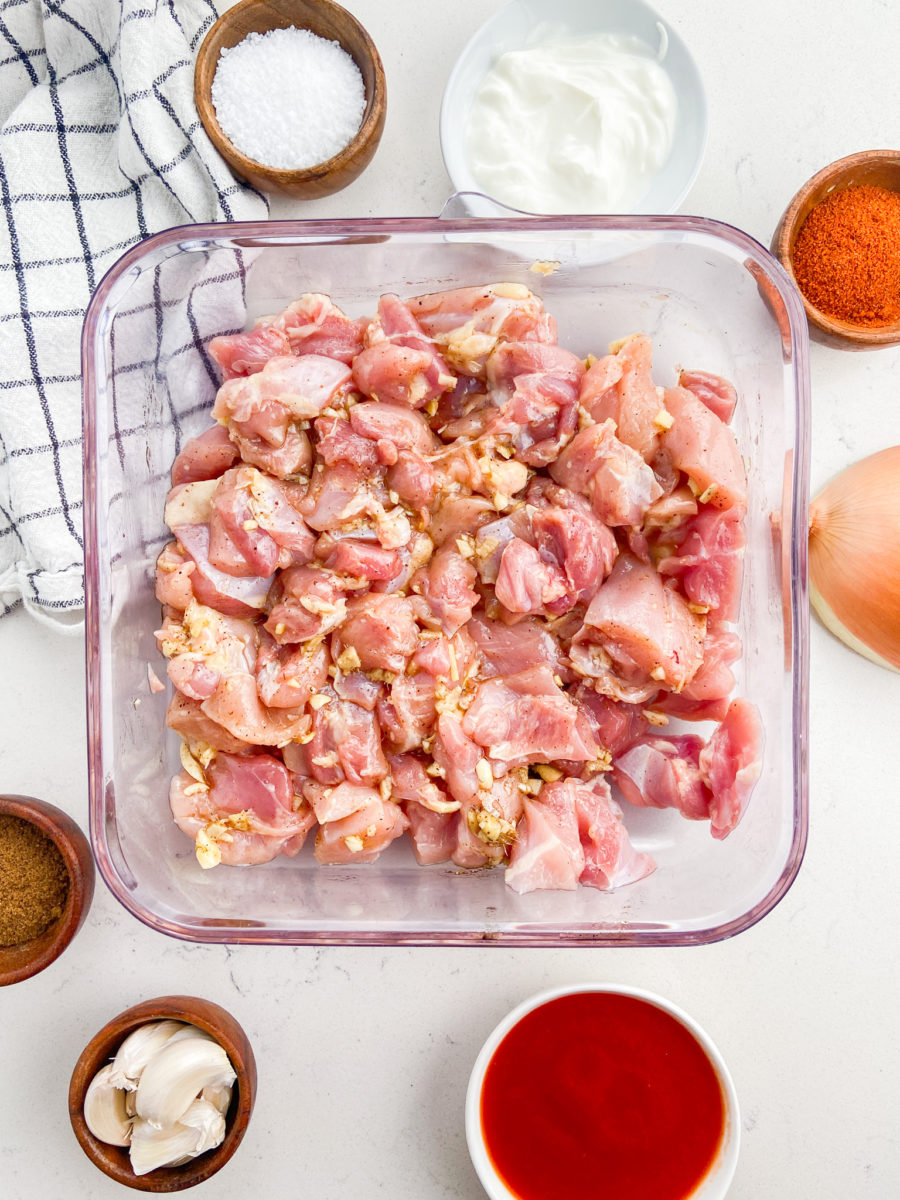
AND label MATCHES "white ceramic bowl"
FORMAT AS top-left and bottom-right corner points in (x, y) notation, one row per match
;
(440, 0), (707, 216)
(466, 983), (740, 1200)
